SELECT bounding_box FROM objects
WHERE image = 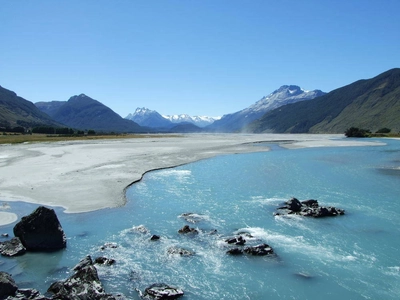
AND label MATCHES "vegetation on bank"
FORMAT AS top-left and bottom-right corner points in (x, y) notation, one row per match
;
(345, 127), (400, 138)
